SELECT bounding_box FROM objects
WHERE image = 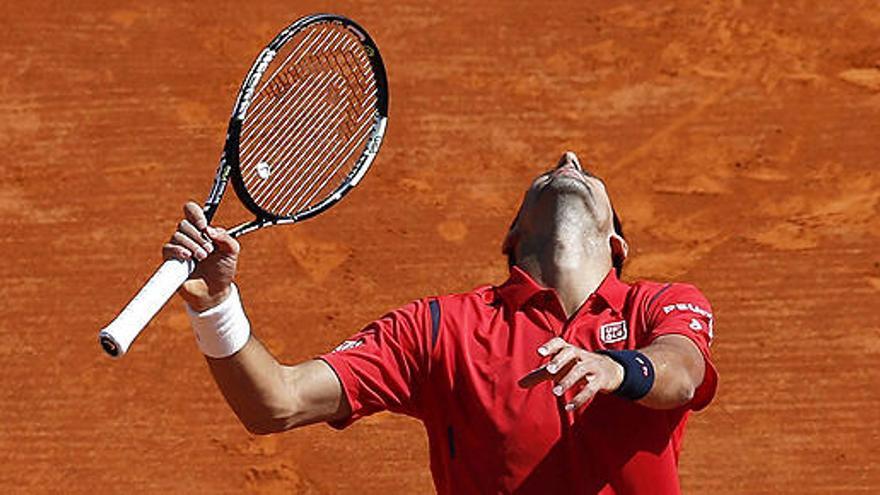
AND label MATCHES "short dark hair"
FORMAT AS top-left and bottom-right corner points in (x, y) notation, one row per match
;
(506, 208), (626, 277)
(611, 208), (625, 277)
